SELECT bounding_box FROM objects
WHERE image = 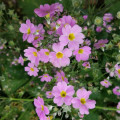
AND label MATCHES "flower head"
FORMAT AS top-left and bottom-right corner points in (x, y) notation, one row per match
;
(73, 46), (91, 62)
(25, 63), (39, 76)
(100, 79), (111, 88)
(19, 19), (36, 43)
(113, 86), (120, 96)
(82, 62), (90, 68)
(115, 64), (120, 78)
(72, 88), (96, 115)
(52, 81), (75, 106)
(39, 74), (53, 82)
(103, 13), (113, 22)
(18, 55), (24, 66)
(34, 97), (49, 120)
(49, 43), (72, 68)
(117, 102), (120, 113)
(46, 91), (54, 98)
(117, 11), (120, 19)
